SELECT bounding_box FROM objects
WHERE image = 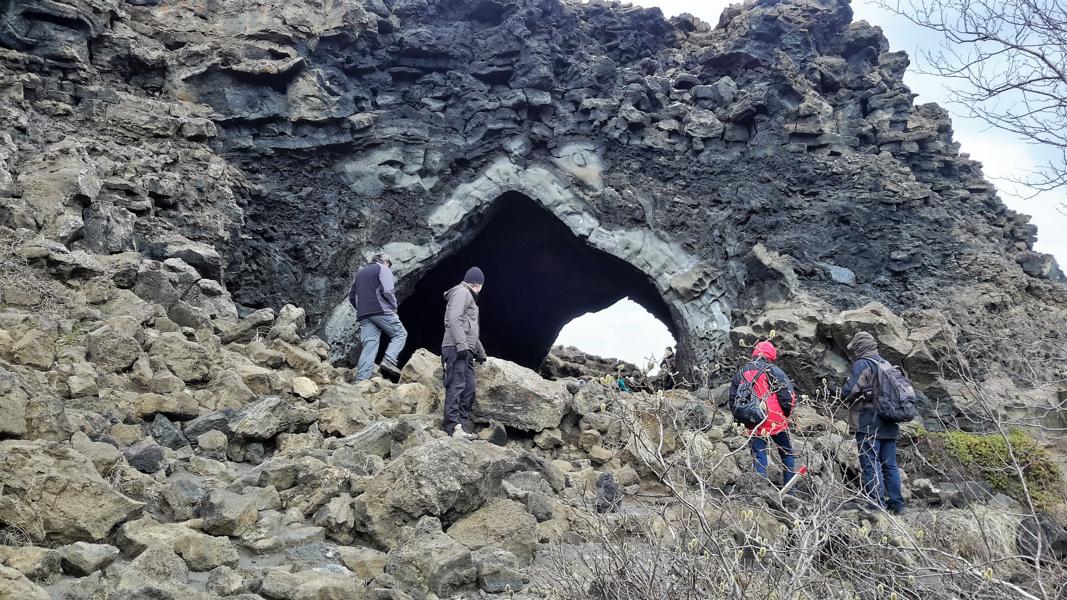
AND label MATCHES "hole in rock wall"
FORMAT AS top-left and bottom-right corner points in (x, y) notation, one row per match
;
(554, 298), (677, 374)
(397, 192), (678, 371)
